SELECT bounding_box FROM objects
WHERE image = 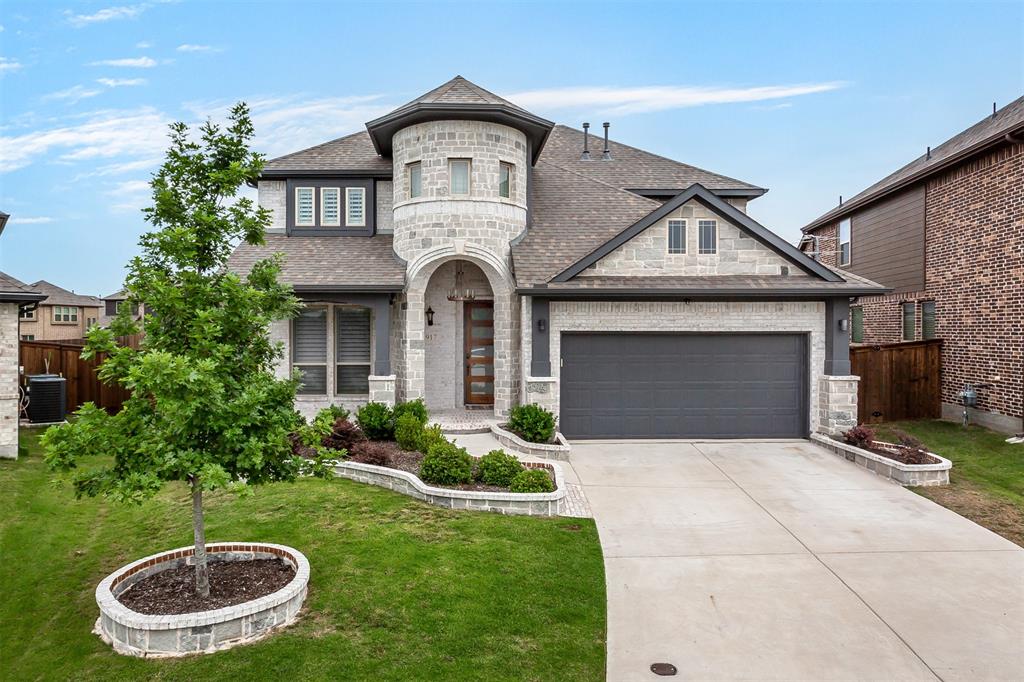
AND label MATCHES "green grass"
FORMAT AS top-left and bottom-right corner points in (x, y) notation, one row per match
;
(873, 420), (1024, 545)
(0, 431), (606, 681)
